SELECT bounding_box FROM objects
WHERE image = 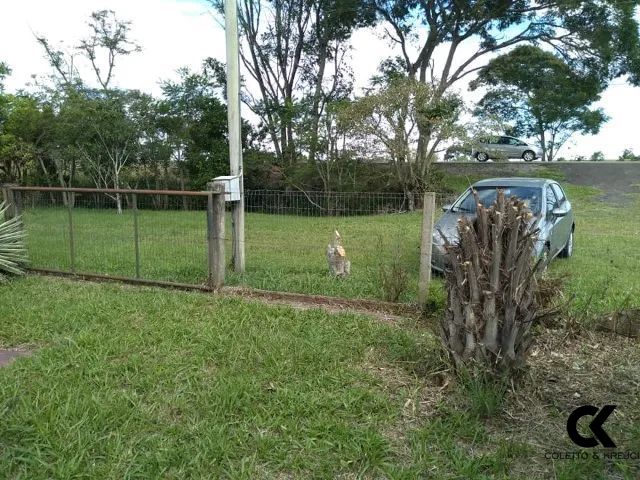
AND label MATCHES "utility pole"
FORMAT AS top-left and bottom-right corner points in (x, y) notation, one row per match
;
(225, 0), (245, 273)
